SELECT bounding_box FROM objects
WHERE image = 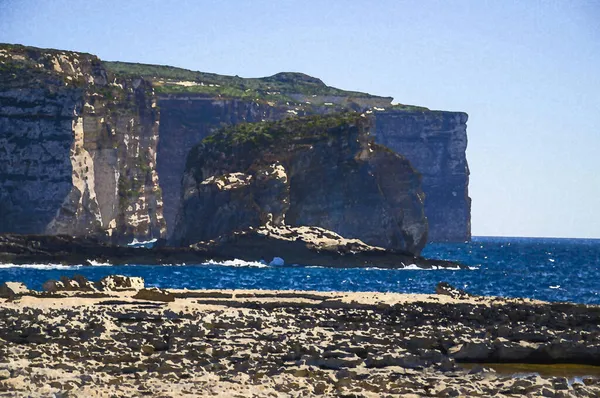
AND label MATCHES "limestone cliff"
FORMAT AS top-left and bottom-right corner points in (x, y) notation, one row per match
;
(0, 44), (470, 244)
(105, 62), (469, 242)
(373, 110), (470, 242)
(0, 45), (165, 243)
(172, 113), (428, 255)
